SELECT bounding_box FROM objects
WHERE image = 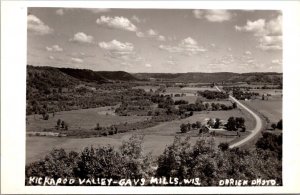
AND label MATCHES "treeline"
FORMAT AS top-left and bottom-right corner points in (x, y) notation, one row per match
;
(197, 90), (229, 100)
(26, 133), (282, 186)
